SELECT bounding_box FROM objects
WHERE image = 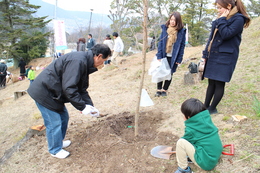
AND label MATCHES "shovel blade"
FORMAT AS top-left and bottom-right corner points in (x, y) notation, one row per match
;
(150, 145), (175, 160)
